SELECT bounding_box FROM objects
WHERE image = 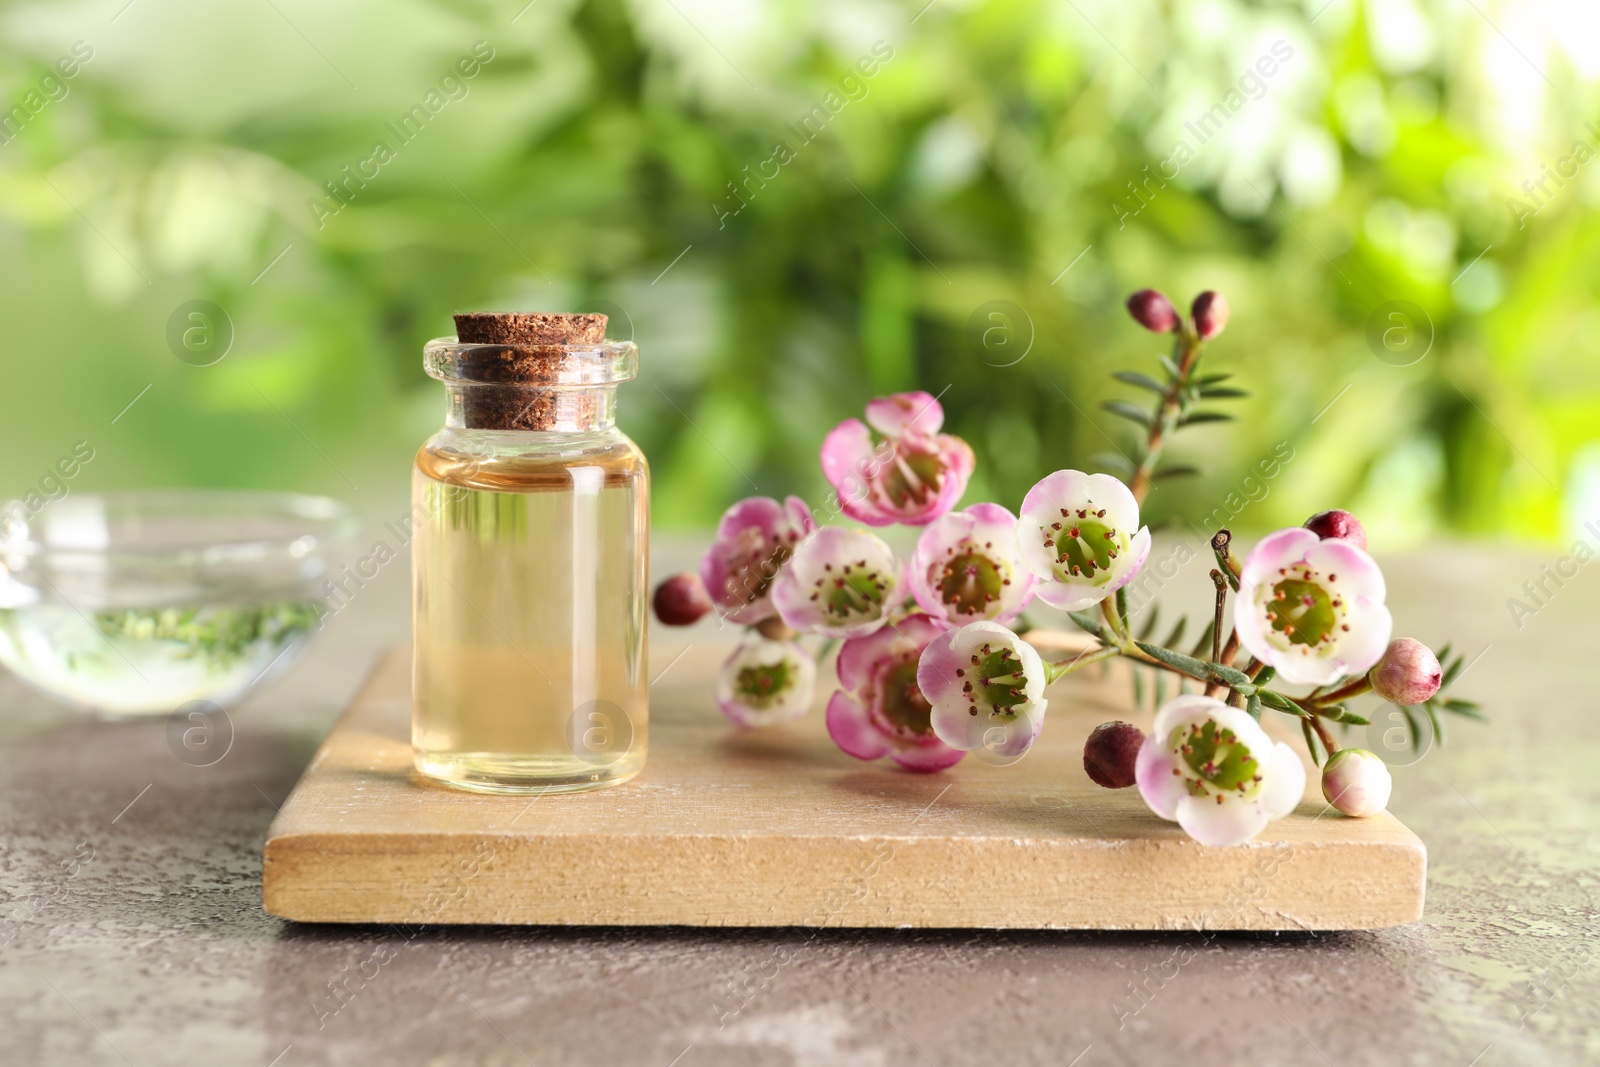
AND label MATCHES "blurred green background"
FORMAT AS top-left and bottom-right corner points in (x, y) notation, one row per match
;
(2, 0), (1596, 545)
